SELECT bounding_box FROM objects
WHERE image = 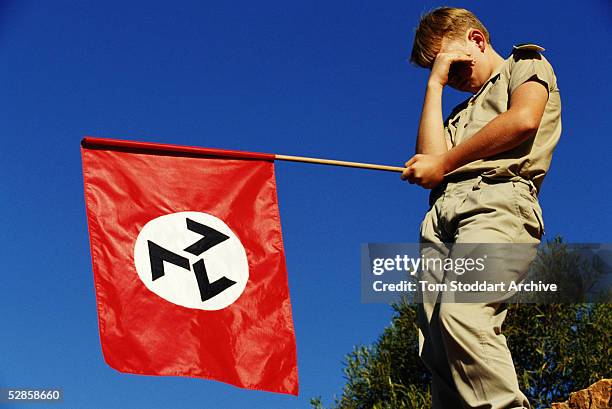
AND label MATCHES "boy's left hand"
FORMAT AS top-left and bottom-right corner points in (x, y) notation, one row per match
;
(401, 154), (446, 189)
